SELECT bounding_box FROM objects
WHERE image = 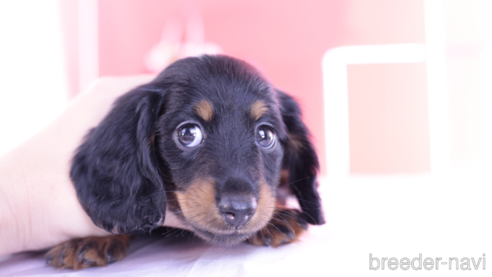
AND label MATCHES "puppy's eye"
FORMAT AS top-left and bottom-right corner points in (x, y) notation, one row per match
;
(255, 125), (276, 148)
(177, 124), (203, 147)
